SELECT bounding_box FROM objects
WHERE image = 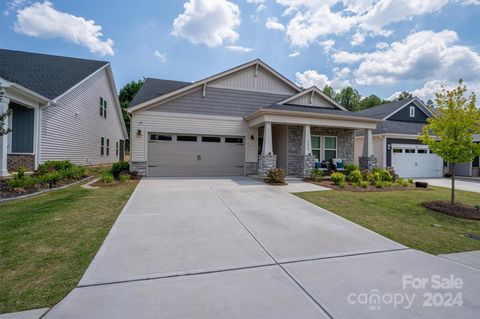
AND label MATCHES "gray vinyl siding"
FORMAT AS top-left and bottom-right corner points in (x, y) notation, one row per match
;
(150, 87), (289, 117)
(388, 103), (429, 123)
(10, 103), (34, 153)
(40, 68), (125, 165)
